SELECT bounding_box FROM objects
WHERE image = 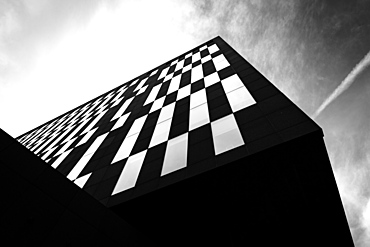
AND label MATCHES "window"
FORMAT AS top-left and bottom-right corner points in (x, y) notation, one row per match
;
(211, 114), (244, 155)
(161, 133), (188, 176)
(226, 87), (256, 112)
(112, 150), (147, 195)
(189, 103), (210, 131)
(149, 118), (172, 148)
